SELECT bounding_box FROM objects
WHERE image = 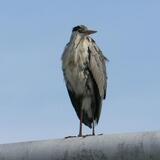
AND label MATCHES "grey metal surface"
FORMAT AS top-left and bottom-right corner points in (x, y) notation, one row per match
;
(0, 131), (160, 160)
